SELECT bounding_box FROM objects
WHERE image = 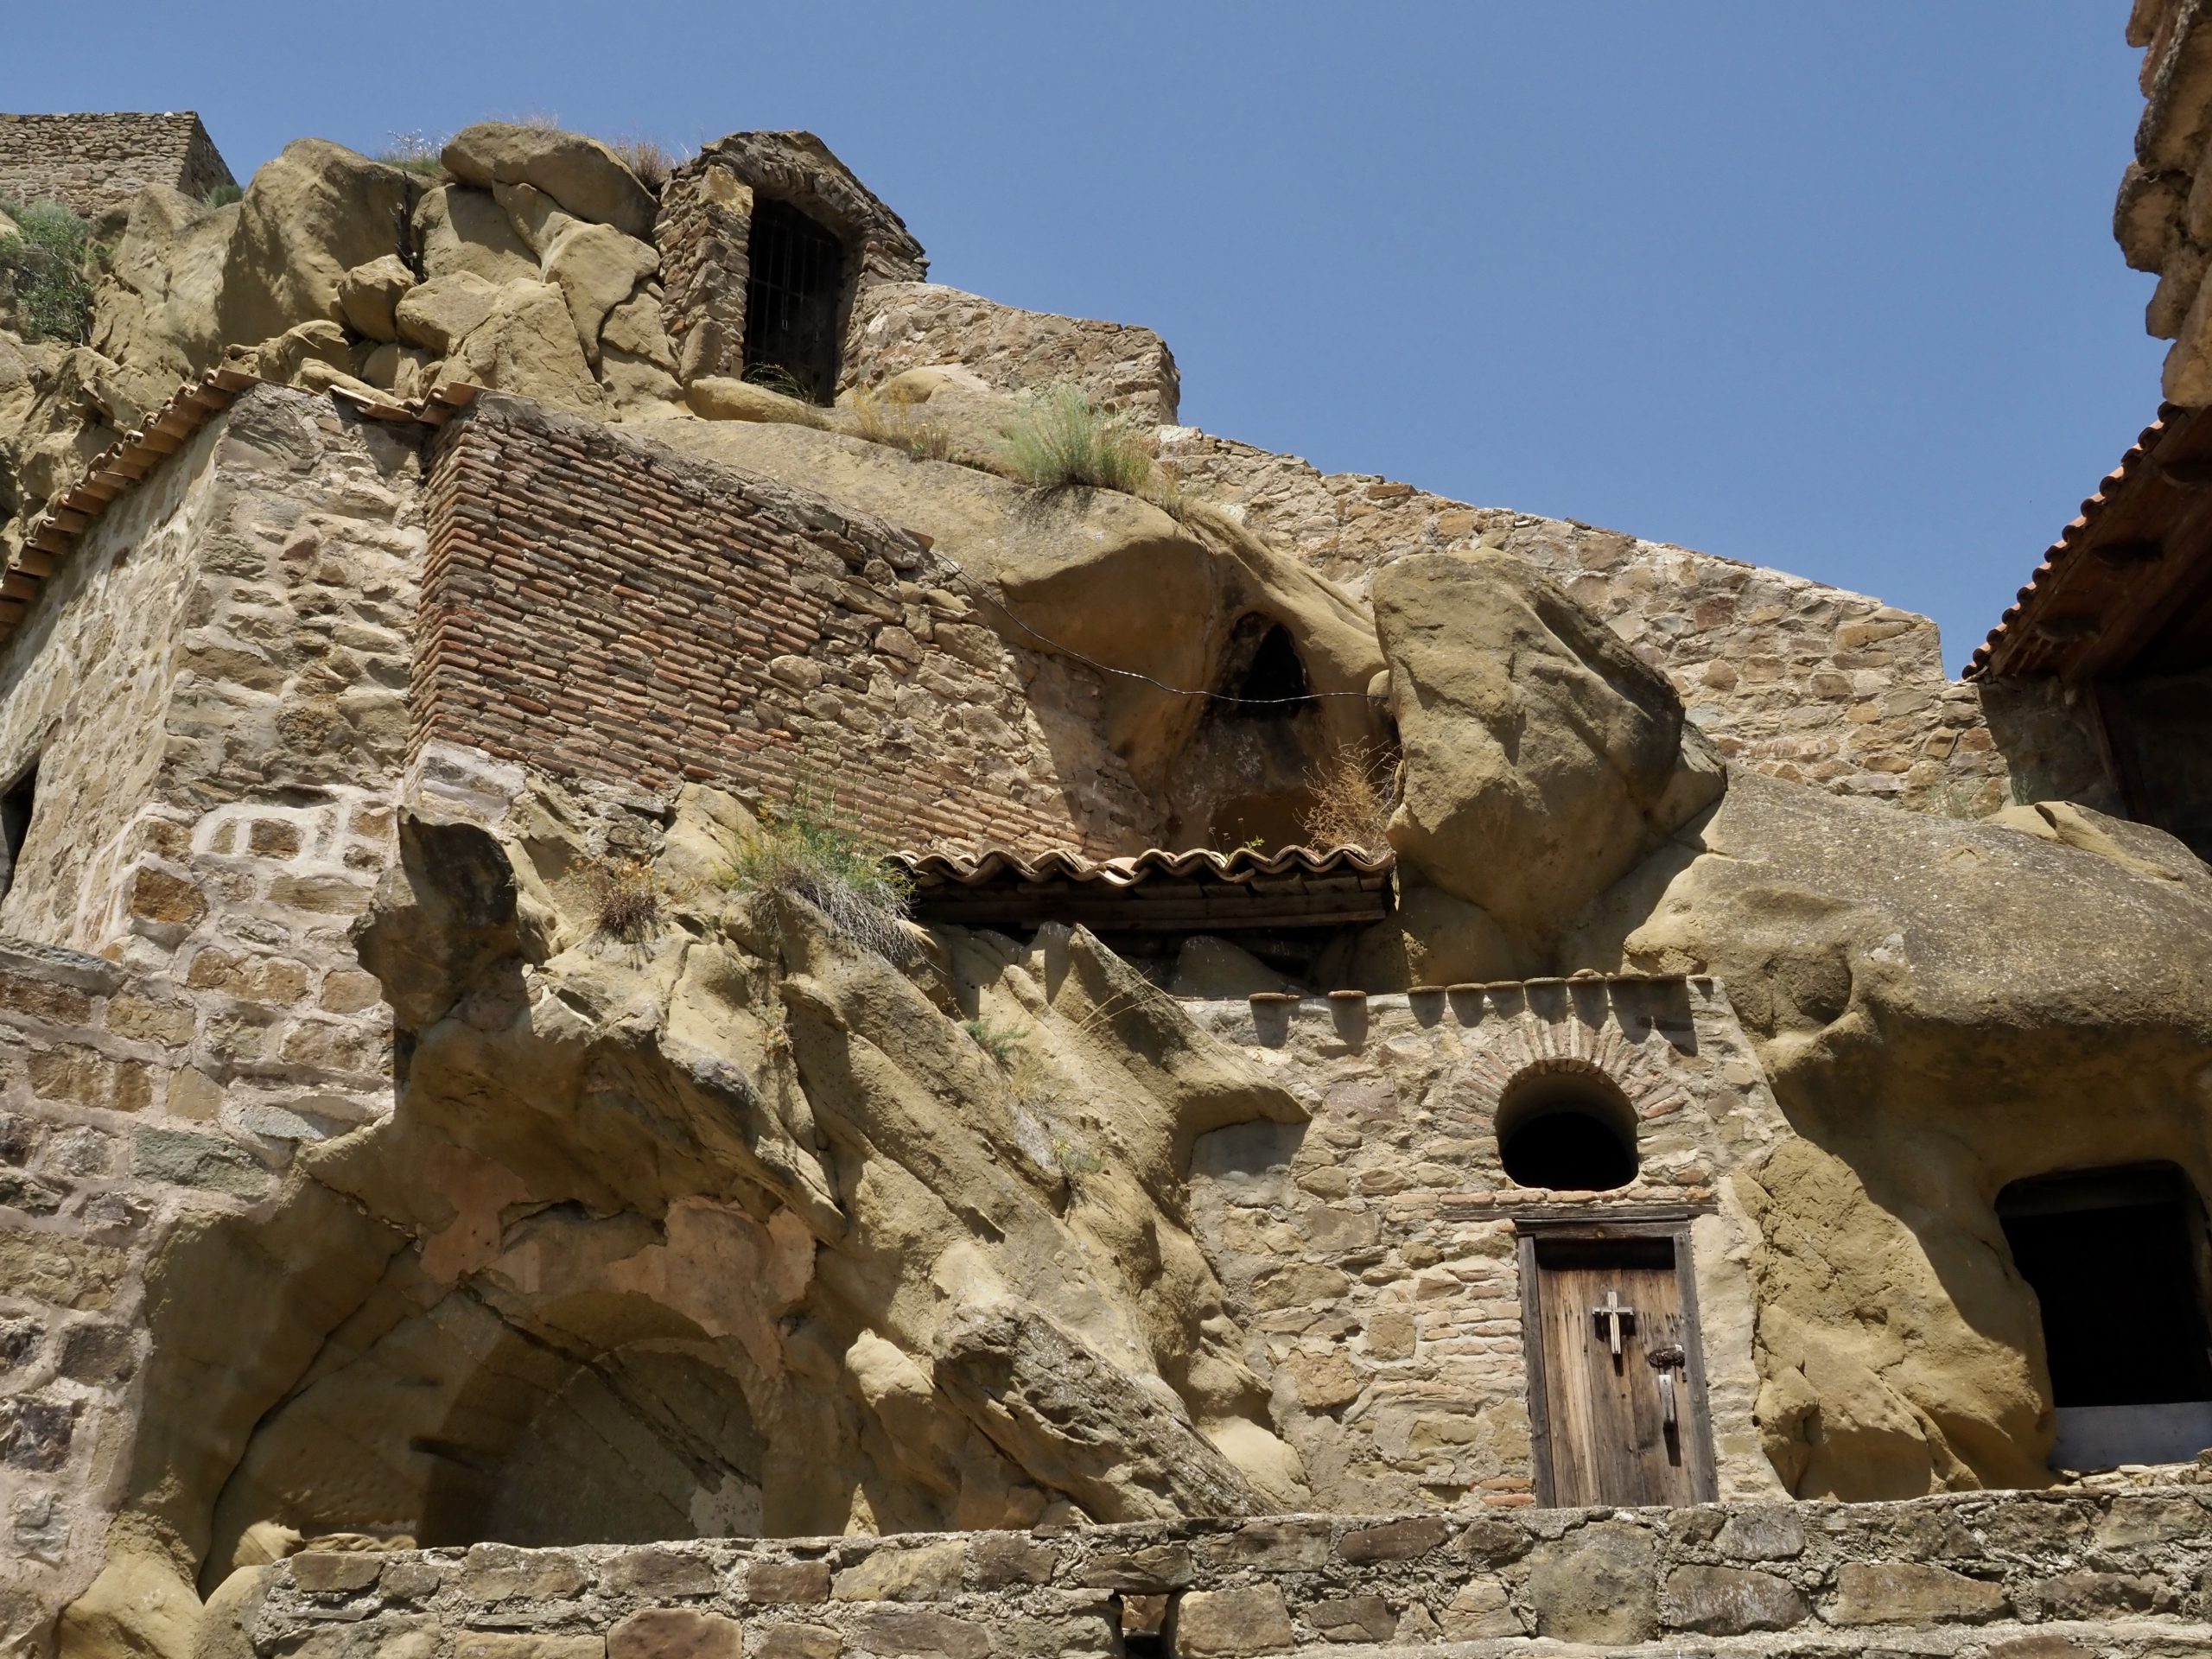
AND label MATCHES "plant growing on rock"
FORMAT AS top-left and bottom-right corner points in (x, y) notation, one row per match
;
(1300, 741), (1399, 851)
(960, 1016), (1025, 1065)
(587, 854), (662, 943)
(0, 200), (94, 344)
(848, 386), (962, 463)
(374, 130), (448, 177)
(1001, 383), (1163, 495)
(729, 783), (915, 960)
(606, 136), (686, 190)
